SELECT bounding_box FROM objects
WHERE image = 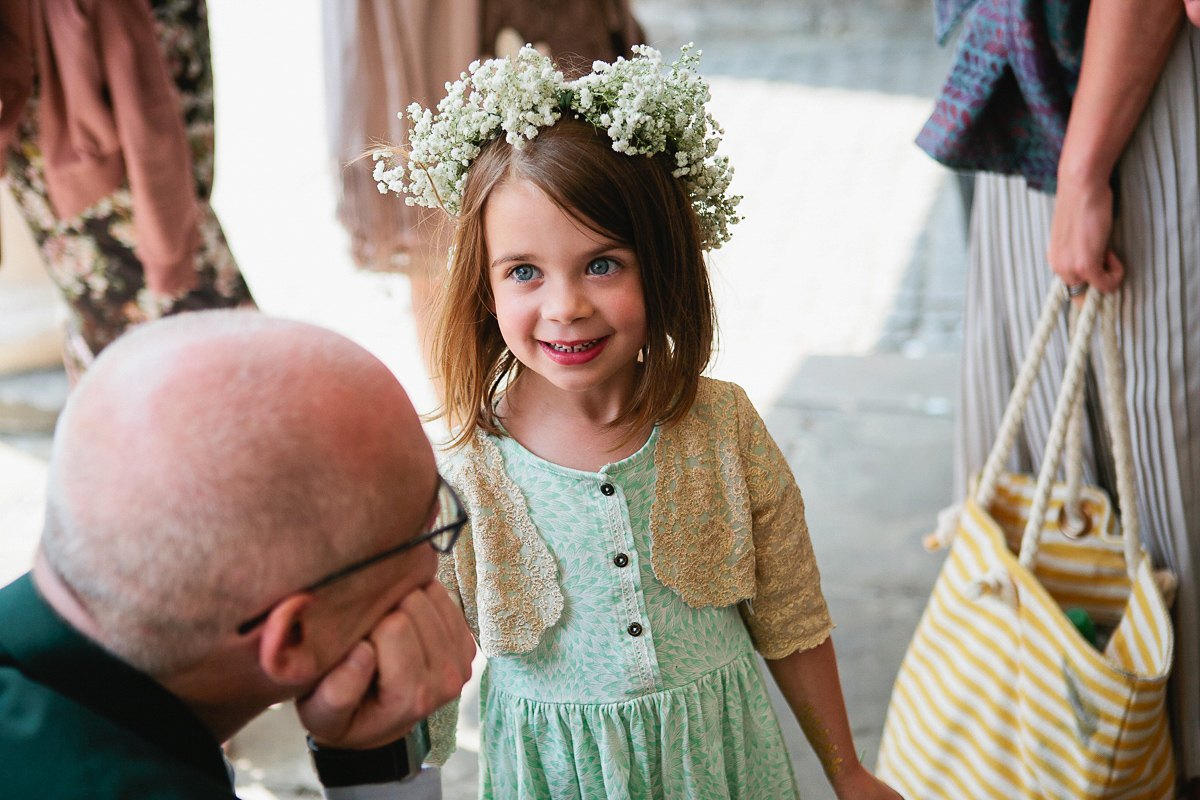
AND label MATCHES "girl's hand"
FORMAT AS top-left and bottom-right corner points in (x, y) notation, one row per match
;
(1046, 171), (1125, 296)
(830, 763), (905, 800)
